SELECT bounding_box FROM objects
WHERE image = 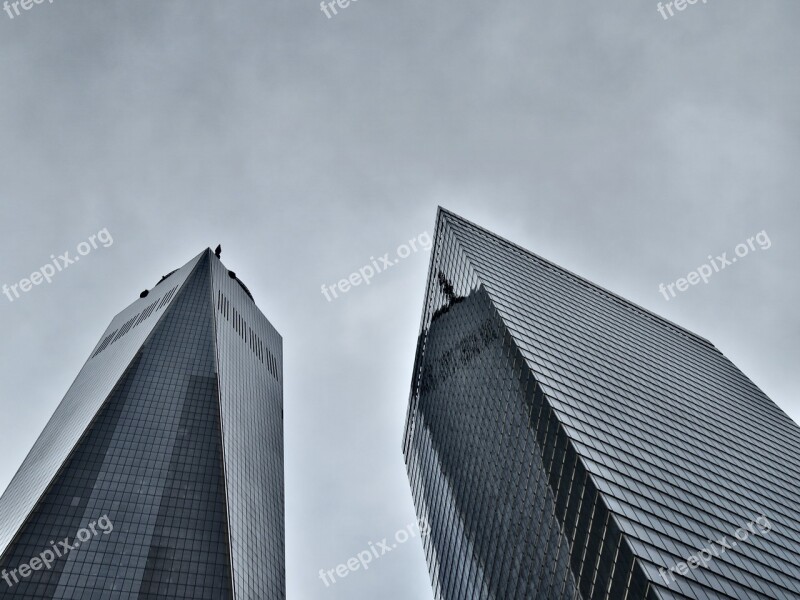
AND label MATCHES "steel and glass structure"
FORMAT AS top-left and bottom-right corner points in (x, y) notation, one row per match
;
(403, 209), (800, 599)
(0, 249), (284, 599)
